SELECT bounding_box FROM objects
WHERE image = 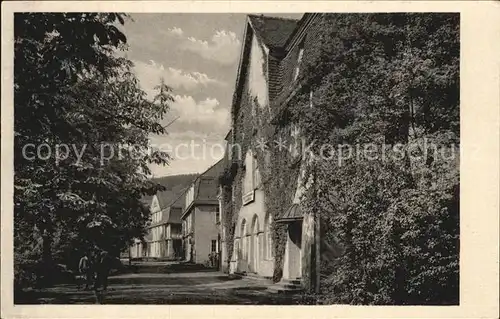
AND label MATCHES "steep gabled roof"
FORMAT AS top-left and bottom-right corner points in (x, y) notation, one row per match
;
(199, 158), (225, 179)
(247, 14), (300, 49)
(143, 174), (198, 228)
(231, 14), (303, 117)
(181, 159), (224, 218)
(153, 174), (198, 208)
(163, 192), (187, 224)
(193, 159), (224, 201)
